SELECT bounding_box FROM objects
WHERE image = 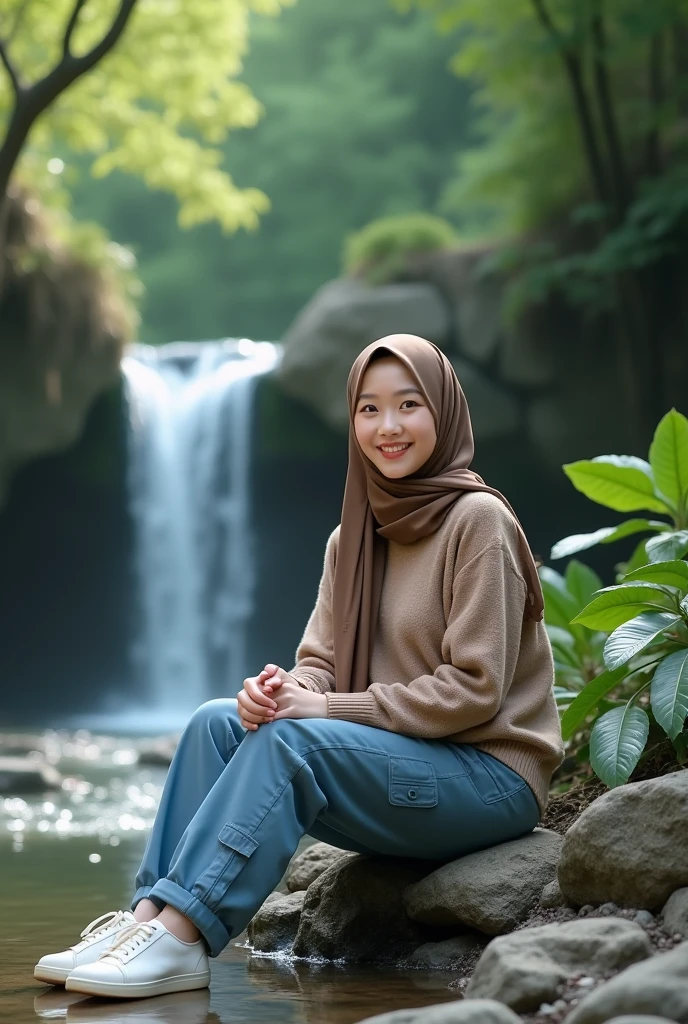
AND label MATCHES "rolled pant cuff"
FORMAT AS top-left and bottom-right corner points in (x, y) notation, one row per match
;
(131, 886), (166, 914)
(146, 878), (231, 957)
